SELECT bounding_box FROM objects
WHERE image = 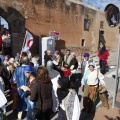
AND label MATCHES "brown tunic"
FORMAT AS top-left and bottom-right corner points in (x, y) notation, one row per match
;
(30, 80), (53, 111)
